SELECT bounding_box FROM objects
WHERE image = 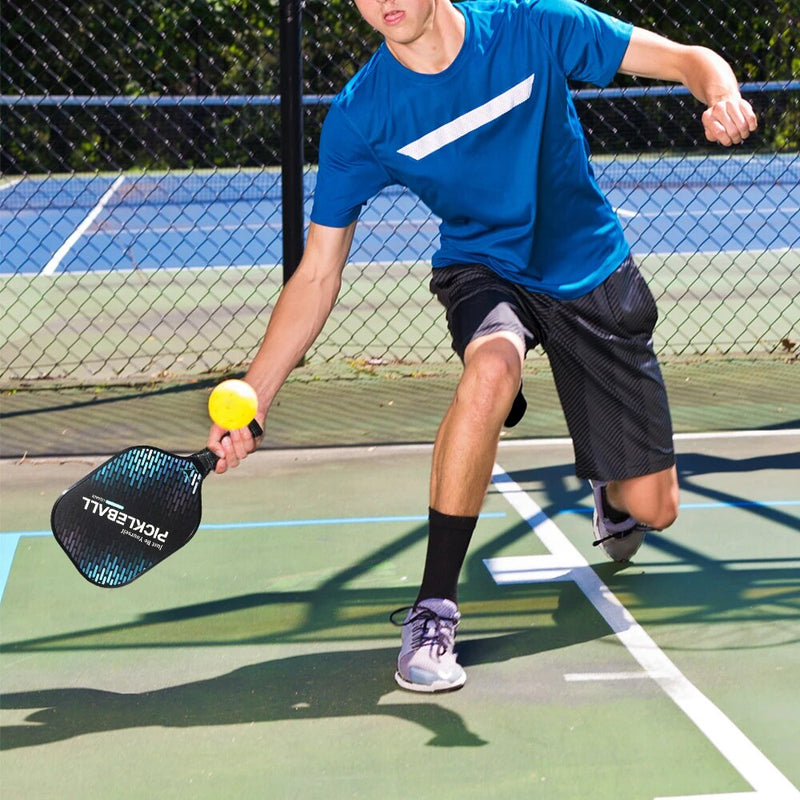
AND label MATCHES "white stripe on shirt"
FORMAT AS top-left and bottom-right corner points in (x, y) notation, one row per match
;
(397, 73), (535, 161)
